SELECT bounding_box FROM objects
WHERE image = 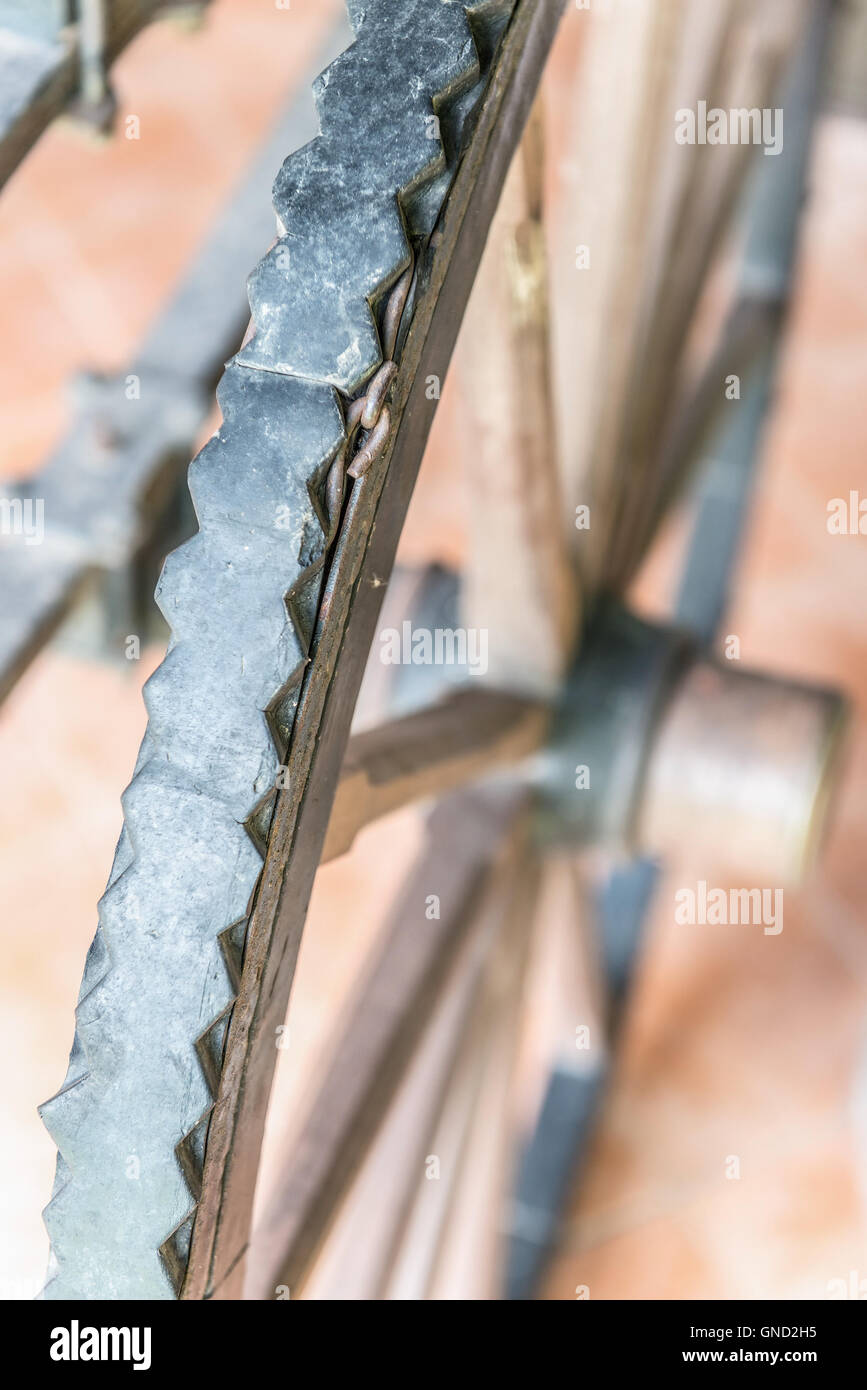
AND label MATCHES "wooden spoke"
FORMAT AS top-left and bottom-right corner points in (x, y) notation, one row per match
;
(546, 0), (689, 594)
(606, 0), (809, 586)
(323, 686), (547, 862)
(455, 99), (576, 697)
(244, 786), (532, 1299)
(386, 845), (541, 1300)
(504, 854), (609, 1300)
(301, 874), (502, 1300)
(422, 865), (539, 1301)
